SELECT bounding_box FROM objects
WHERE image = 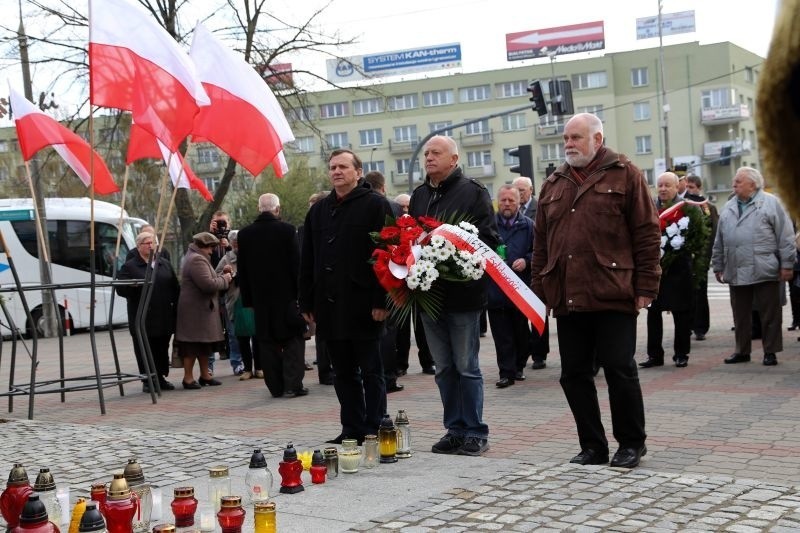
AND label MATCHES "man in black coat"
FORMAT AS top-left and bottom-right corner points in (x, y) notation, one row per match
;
(300, 149), (392, 443)
(237, 193), (307, 398)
